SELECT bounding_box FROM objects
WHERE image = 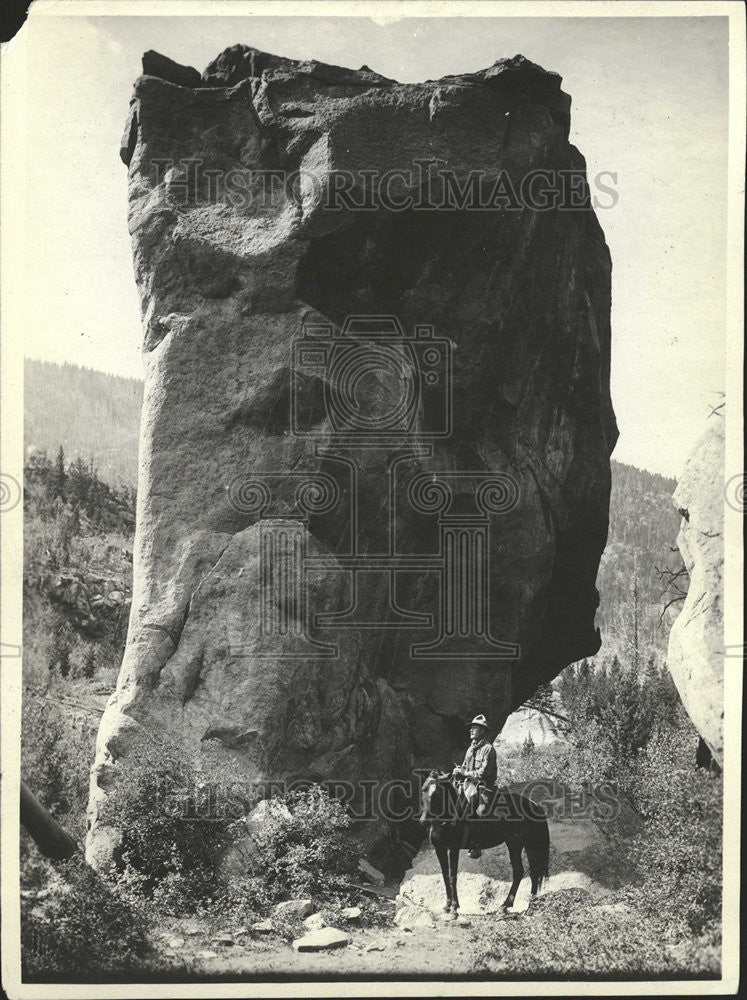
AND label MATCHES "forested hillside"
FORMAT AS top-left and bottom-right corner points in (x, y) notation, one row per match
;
(595, 461), (684, 662)
(24, 359), (142, 487)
